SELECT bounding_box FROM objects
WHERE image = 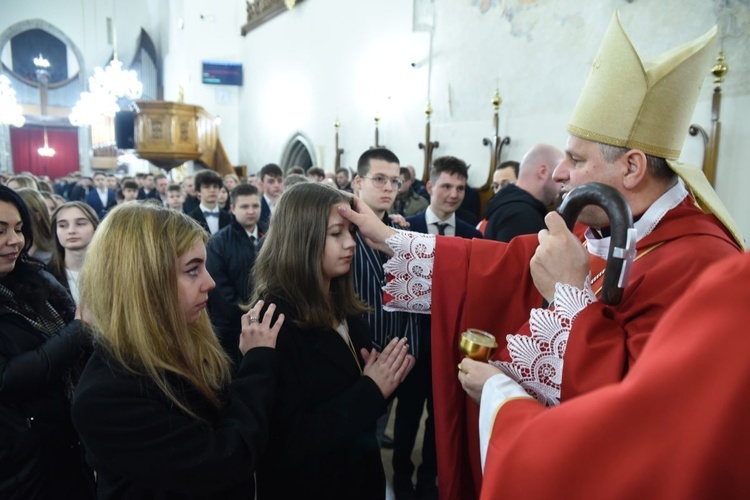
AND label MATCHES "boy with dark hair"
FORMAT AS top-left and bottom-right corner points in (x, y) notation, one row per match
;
(258, 163), (284, 229)
(206, 183), (263, 365)
(305, 167), (326, 182)
(166, 184), (184, 212)
(187, 170), (231, 234)
(121, 180), (138, 202)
